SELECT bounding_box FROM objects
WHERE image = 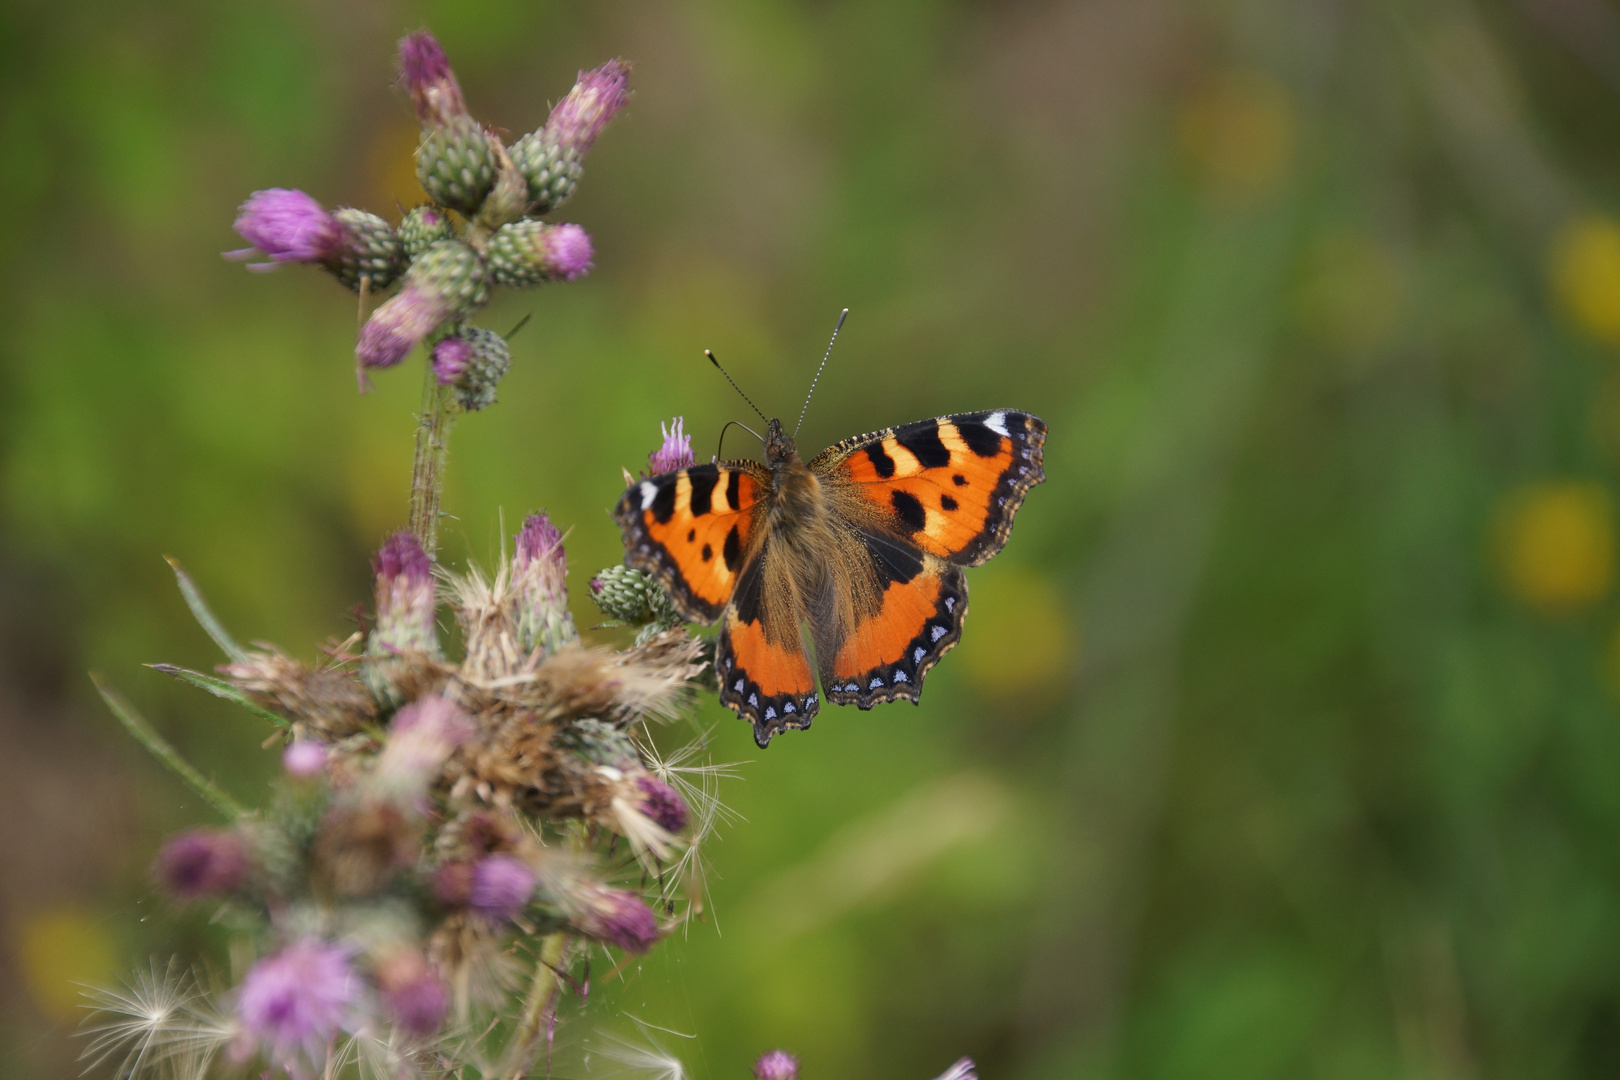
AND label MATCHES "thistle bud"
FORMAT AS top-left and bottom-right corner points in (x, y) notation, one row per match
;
(647, 416), (694, 475)
(510, 60), (630, 215)
(487, 220), (593, 288)
(635, 775), (689, 834)
(512, 511), (578, 655)
(376, 695), (473, 794)
(327, 208), (405, 292)
(230, 191), (405, 291)
(154, 828), (251, 899)
(469, 854), (536, 922)
(417, 117), (497, 216)
(754, 1051), (800, 1080)
(589, 565), (684, 642)
(365, 531), (437, 705)
(398, 30), (467, 128)
(569, 883), (660, 953)
(430, 326), (510, 411)
(374, 949), (449, 1038)
(238, 940), (358, 1064)
(399, 204), (454, 261)
(357, 239), (489, 371)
